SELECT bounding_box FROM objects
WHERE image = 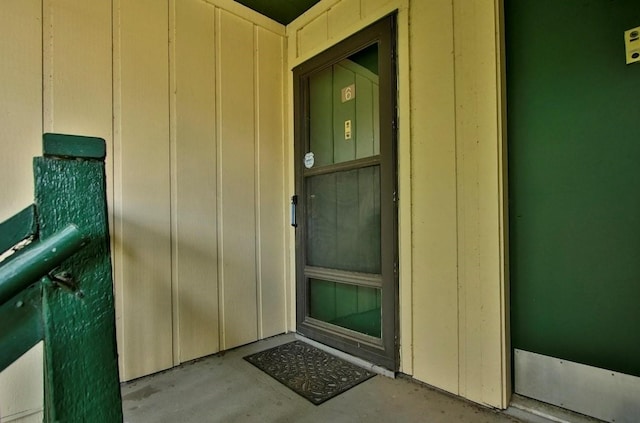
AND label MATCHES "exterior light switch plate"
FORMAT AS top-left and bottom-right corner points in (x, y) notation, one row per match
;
(625, 26), (640, 64)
